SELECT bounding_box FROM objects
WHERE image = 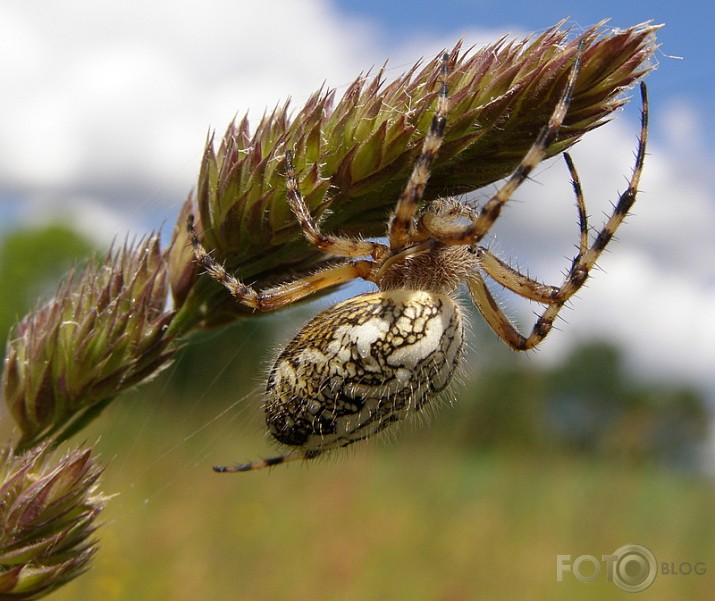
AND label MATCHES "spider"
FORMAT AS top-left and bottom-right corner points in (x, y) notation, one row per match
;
(188, 51), (648, 472)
